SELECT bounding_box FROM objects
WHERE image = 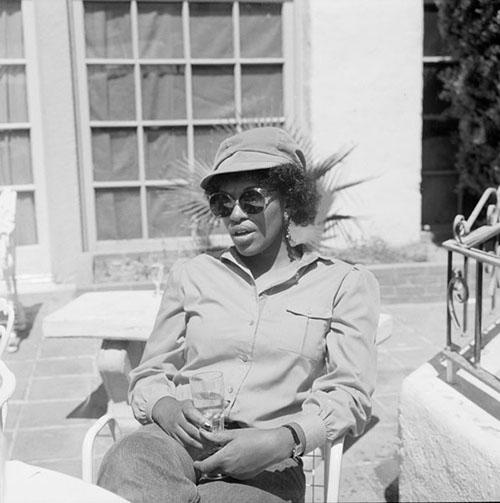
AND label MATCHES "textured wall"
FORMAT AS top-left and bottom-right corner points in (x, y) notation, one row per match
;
(308, 0), (423, 246)
(33, 0), (85, 283)
(400, 353), (500, 501)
